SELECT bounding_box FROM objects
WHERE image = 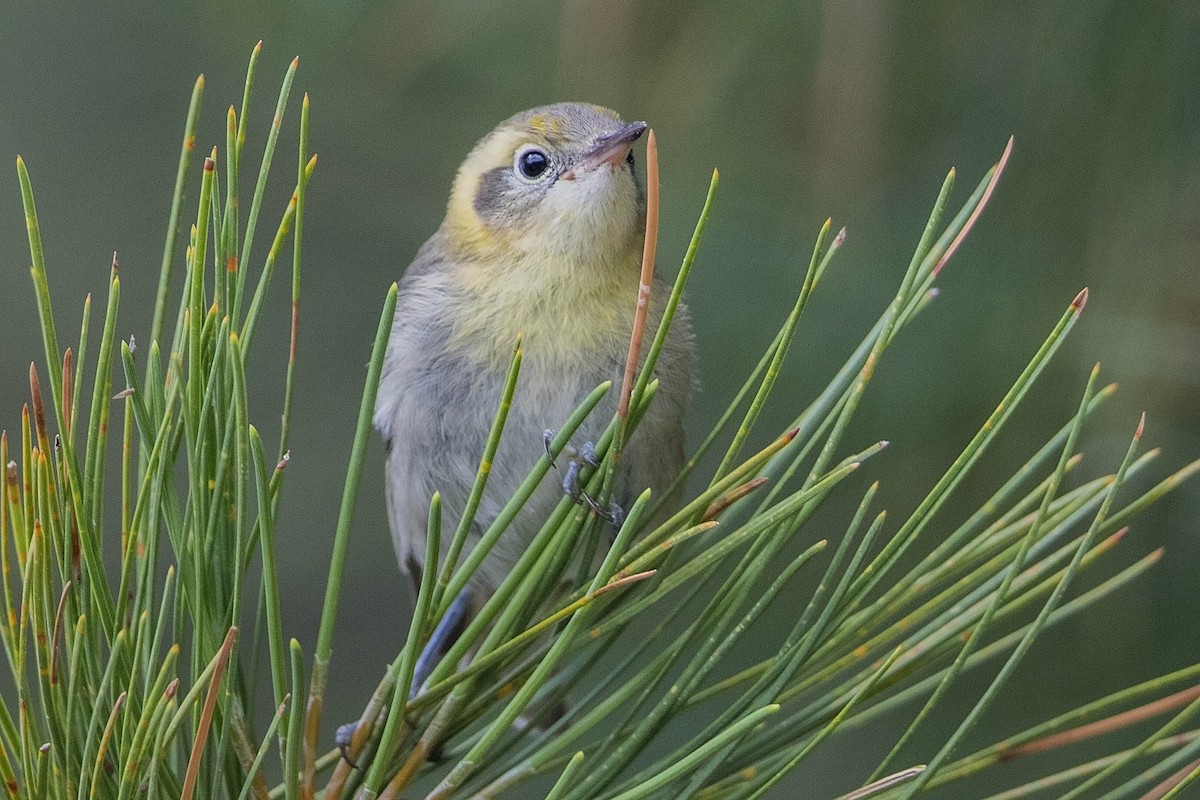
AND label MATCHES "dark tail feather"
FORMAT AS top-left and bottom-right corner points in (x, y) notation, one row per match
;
(410, 589), (471, 699)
